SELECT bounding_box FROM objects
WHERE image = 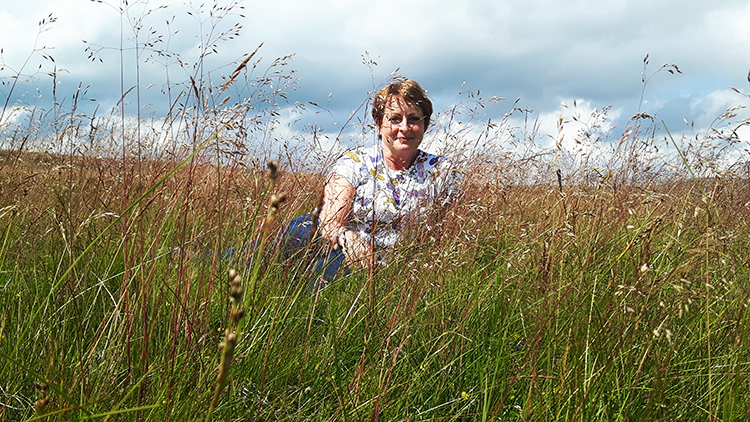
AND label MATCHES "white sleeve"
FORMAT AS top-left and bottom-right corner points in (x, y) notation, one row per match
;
(331, 150), (364, 187)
